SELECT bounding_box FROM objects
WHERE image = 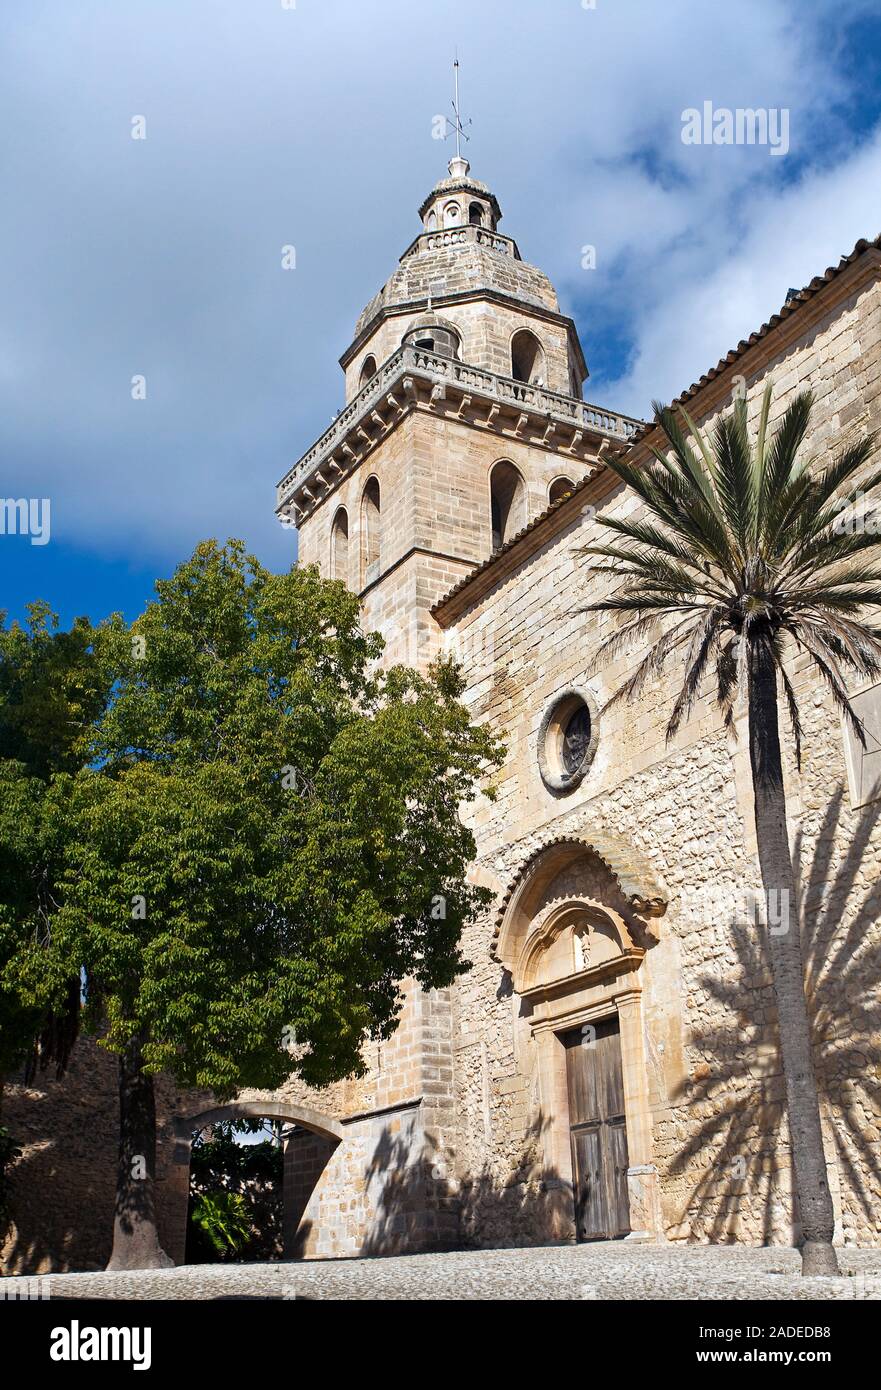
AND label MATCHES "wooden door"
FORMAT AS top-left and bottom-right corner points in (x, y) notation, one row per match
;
(562, 1017), (630, 1240)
